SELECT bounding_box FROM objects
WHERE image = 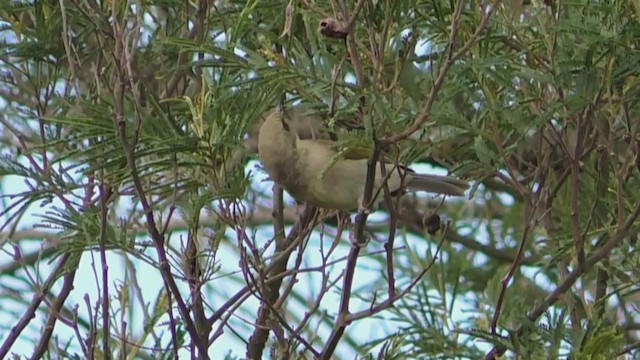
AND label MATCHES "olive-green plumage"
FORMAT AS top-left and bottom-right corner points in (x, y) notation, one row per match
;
(258, 109), (469, 210)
